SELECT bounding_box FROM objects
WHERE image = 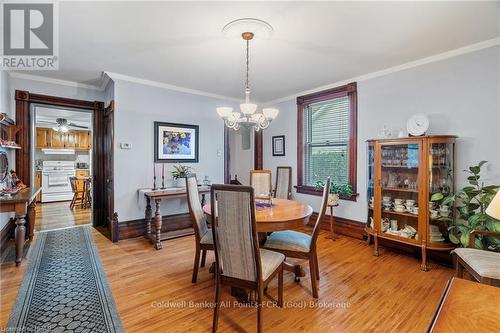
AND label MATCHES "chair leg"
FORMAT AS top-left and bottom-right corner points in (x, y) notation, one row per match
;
(201, 249), (207, 268)
(309, 258), (318, 298)
(278, 265), (283, 307)
(70, 194), (76, 209)
(212, 271), (221, 333)
(314, 250), (320, 280)
(192, 248), (201, 283)
(257, 286), (264, 333)
(80, 193), (85, 208)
